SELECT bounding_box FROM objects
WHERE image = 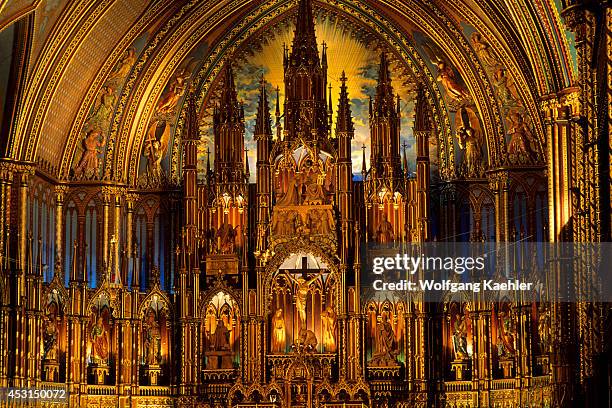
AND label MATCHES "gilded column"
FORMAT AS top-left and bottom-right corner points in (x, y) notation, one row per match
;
(54, 185), (68, 280)
(114, 189), (123, 284)
(101, 187), (112, 272)
(125, 193), (138, 285)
